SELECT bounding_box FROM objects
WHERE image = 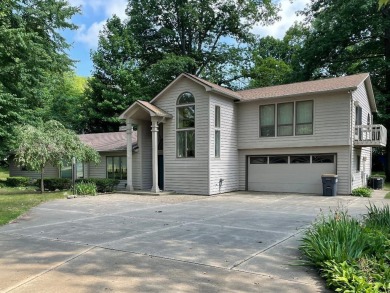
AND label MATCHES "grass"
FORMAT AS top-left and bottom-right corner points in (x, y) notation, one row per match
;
(0, 180), (66, 225)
